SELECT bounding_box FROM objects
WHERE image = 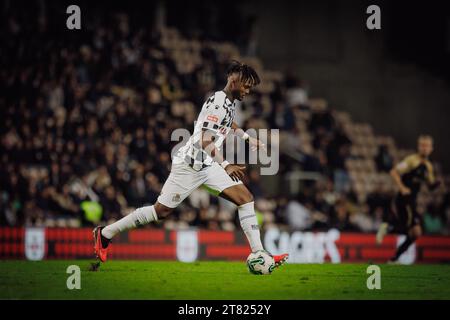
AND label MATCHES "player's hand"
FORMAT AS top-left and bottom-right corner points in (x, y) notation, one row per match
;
(400, 186), (411, 195)
(248, 136), (266, 152)
(225, 164), (246, 182)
